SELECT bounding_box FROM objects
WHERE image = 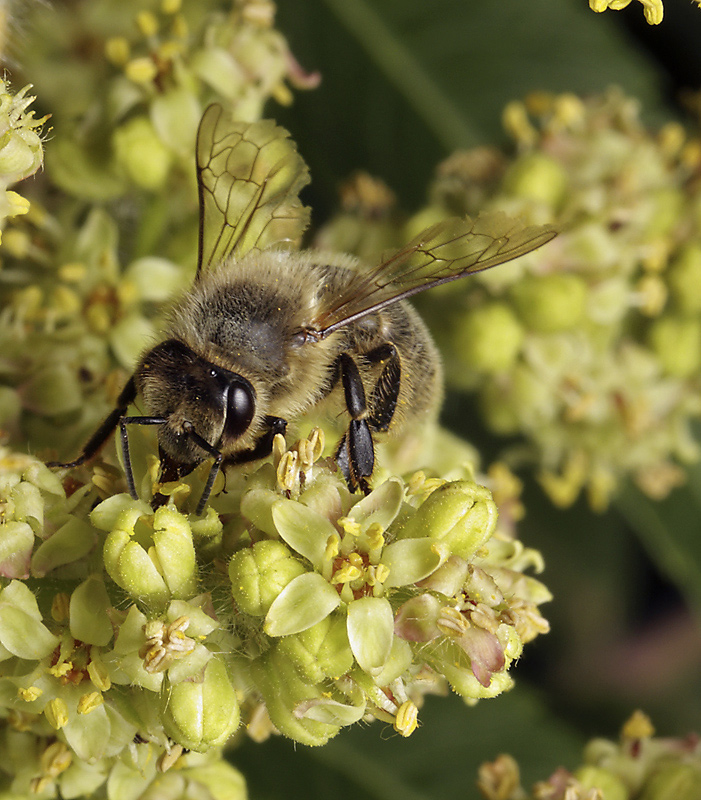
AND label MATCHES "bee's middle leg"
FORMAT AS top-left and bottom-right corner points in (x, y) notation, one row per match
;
(336, 344), (401, 492)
